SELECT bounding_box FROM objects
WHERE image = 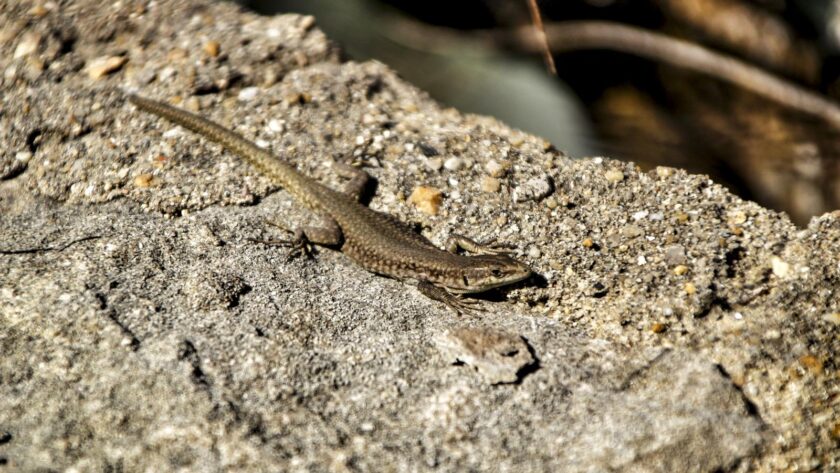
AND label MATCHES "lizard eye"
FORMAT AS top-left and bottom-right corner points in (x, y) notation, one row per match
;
(491, 269), (503, 277)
